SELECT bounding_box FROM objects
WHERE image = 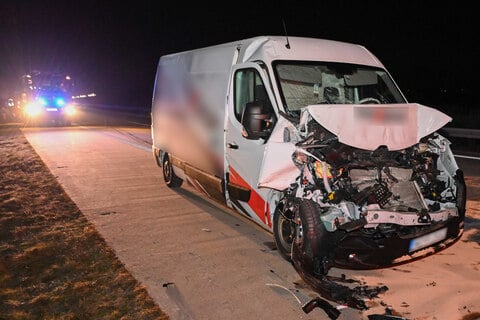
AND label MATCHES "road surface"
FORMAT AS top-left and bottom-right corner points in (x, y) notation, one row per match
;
(22, 125), (480, 320)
